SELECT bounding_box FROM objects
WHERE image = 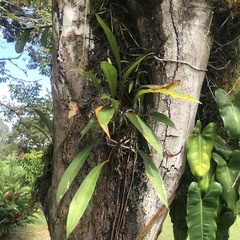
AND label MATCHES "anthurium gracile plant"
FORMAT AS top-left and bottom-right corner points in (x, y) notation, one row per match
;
(57, 14), (200, 239)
